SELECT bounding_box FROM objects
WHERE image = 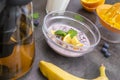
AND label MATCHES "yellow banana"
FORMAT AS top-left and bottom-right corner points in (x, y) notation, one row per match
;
(39, 61), (109, 80)
(93, 64), (109, 80)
